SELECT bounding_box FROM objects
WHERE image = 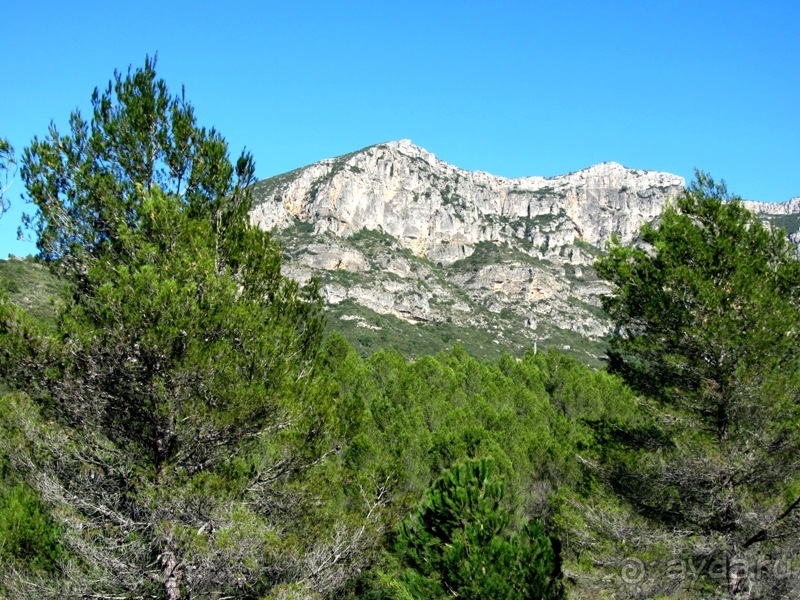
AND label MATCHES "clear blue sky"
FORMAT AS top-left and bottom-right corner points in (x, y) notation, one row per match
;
(2, 0), (798, 257)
